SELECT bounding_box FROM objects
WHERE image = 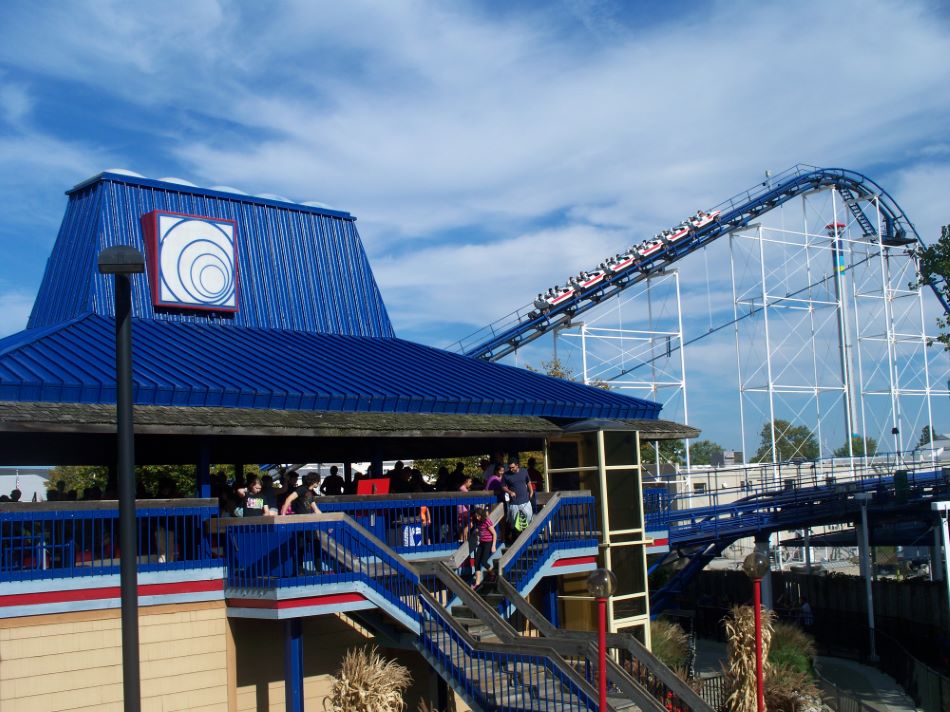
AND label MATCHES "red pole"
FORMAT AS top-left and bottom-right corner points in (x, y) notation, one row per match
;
(753, 578), (764, 712)
(598, 596), (608, 712)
